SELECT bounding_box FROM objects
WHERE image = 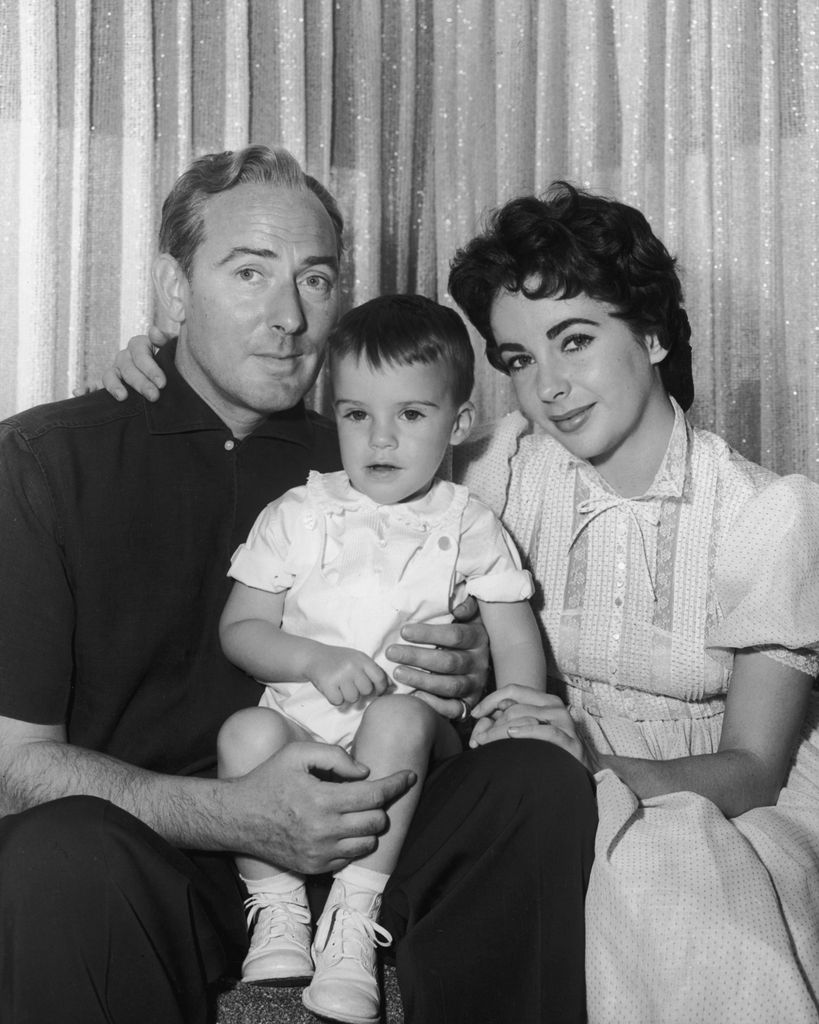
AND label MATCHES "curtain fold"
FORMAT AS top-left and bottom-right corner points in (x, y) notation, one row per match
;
(1, 0), (817, 479)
